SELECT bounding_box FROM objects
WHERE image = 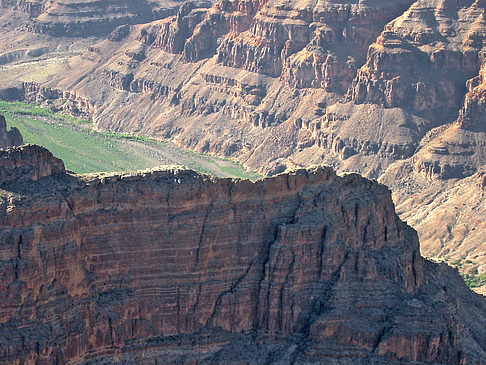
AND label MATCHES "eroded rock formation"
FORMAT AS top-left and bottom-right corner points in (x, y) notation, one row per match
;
(0, 145), (485, 364)
(0, 0), (185, 37)
(0, 114), (23, 149)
